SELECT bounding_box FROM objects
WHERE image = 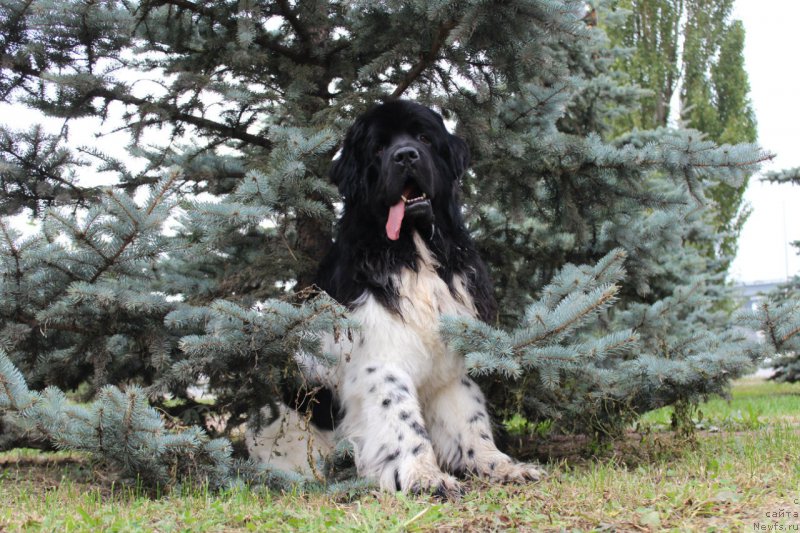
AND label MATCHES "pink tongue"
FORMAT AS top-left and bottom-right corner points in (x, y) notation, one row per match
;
(386, 199), (406, 241)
